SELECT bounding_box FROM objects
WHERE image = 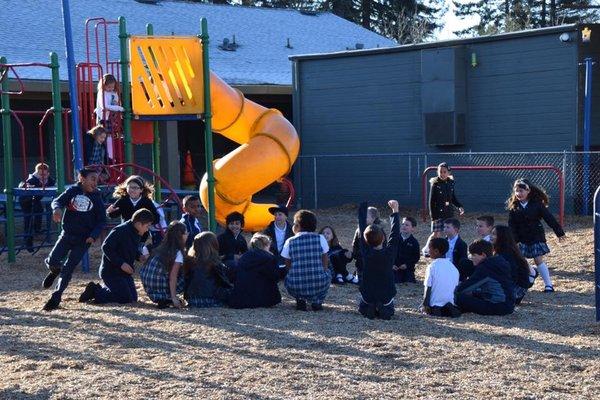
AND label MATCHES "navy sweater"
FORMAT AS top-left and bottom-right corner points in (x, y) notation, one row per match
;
(108, 195), (159, 224)
(498, 251), (531, 290)
(100, 221), (144, 277)
(508, 200), (565, 245)
(180, 213), (202, 249)
(218, 229), (248, 262)
(228, 248), (285, 309)
(456, 255), (515, 306)
(51, 183), (106, 240)
(185, 261), (232, 301)
(358, 203), (399, 304)
(395, 234), (420, 269)
(262, 221), (294, 263)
